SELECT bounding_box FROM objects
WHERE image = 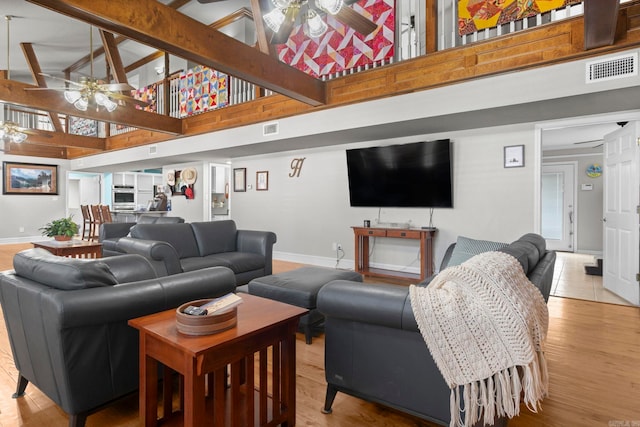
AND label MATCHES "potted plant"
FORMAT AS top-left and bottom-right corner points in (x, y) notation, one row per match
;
(40, 215), (79, 241)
